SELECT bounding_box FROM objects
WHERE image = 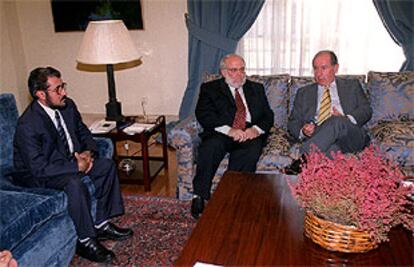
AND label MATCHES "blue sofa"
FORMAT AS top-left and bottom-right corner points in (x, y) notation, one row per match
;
(0, 93), (113, 266)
